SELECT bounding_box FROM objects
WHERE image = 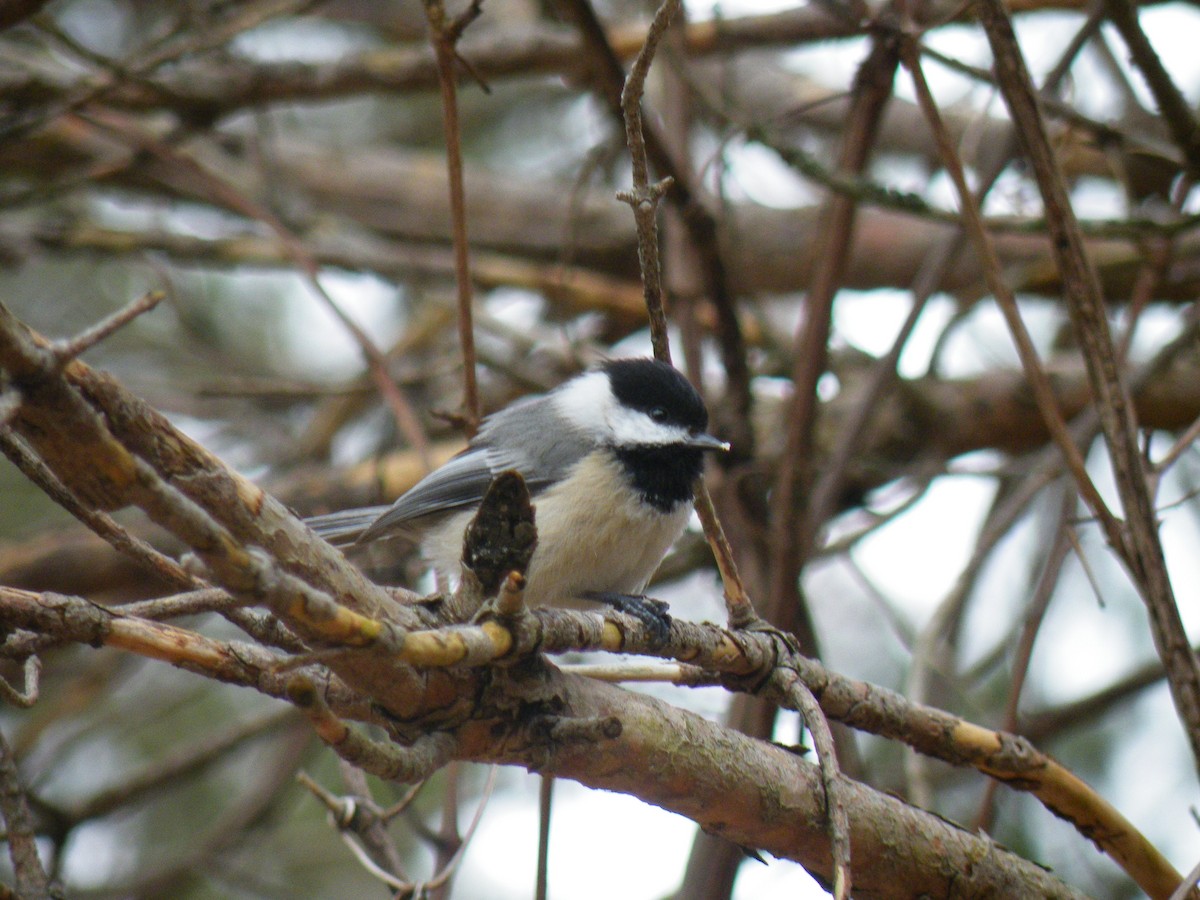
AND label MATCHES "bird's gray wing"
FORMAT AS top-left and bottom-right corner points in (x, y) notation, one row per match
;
(314, 392), (592, 546)
(303, 451), (505, 548)
(362, 393), (594, 541)
(358, 445), (520, 542)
